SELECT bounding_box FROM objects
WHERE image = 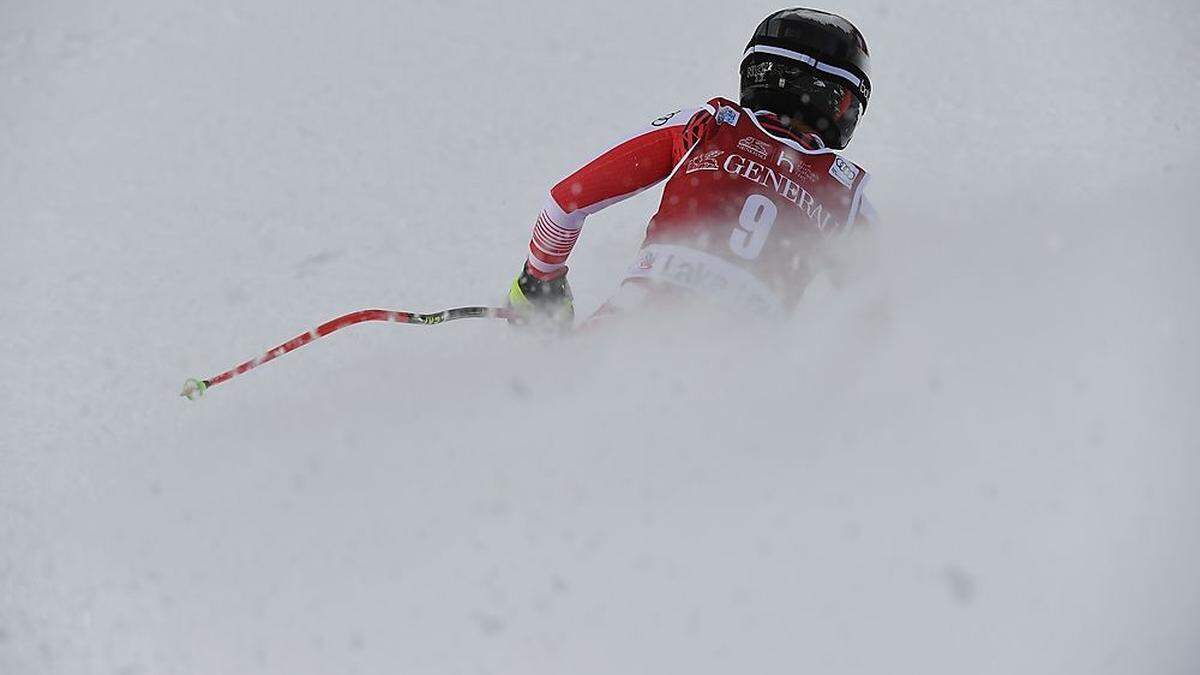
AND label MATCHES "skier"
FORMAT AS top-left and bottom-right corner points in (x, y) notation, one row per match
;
(506, 8), (876, 329)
